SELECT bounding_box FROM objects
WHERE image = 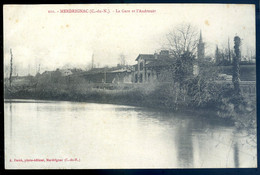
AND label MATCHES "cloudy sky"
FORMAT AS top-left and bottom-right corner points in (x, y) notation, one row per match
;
(4, 4), (255, 76)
